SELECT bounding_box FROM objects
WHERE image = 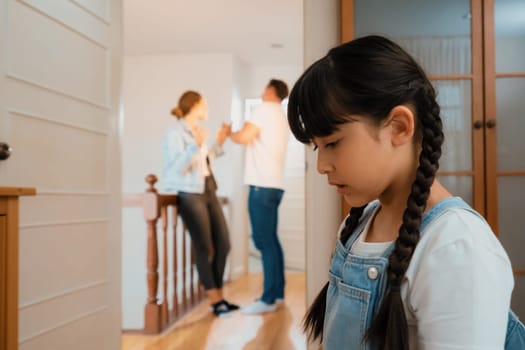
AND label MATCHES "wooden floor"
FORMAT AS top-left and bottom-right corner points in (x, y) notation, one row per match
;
(122, 272), (307, 350)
